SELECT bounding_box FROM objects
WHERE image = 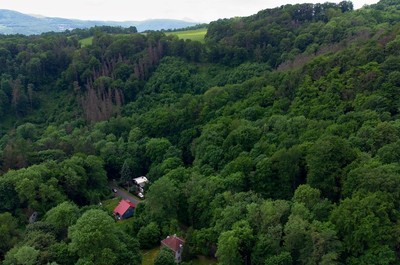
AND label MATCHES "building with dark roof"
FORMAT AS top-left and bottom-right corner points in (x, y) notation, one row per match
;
(161, 234), (185, 263)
